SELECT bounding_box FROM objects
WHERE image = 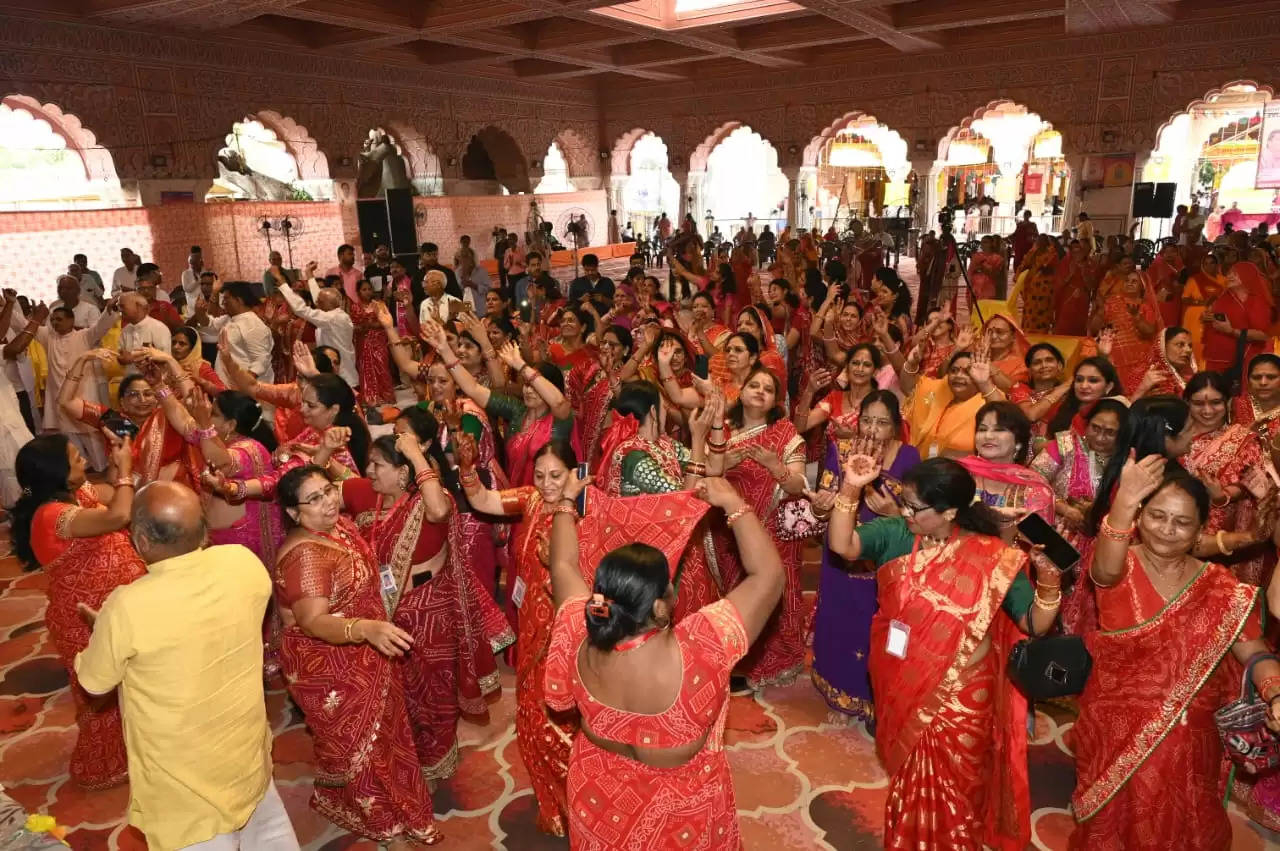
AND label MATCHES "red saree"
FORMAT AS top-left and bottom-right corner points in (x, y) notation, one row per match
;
(544, 595), (748, 851)
(82, 402), (200, 489)
(711, 420), (807, 689)
(351, 300), (395, 406)
(567, 361), (616, 470)
(274, 519), (441, 843)
(1183, 425), (1269, 585)
(505, 487), (577, 835)
(1052, 255), (1096, 336)
(870, 533), (1030, 851)
(1071, 553), (1259, 851)
(505, 412), (583, 489)
(967, 250), (1003, 301)
(1099, 276), (1161, 382)
(34, 486), (146, 789)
